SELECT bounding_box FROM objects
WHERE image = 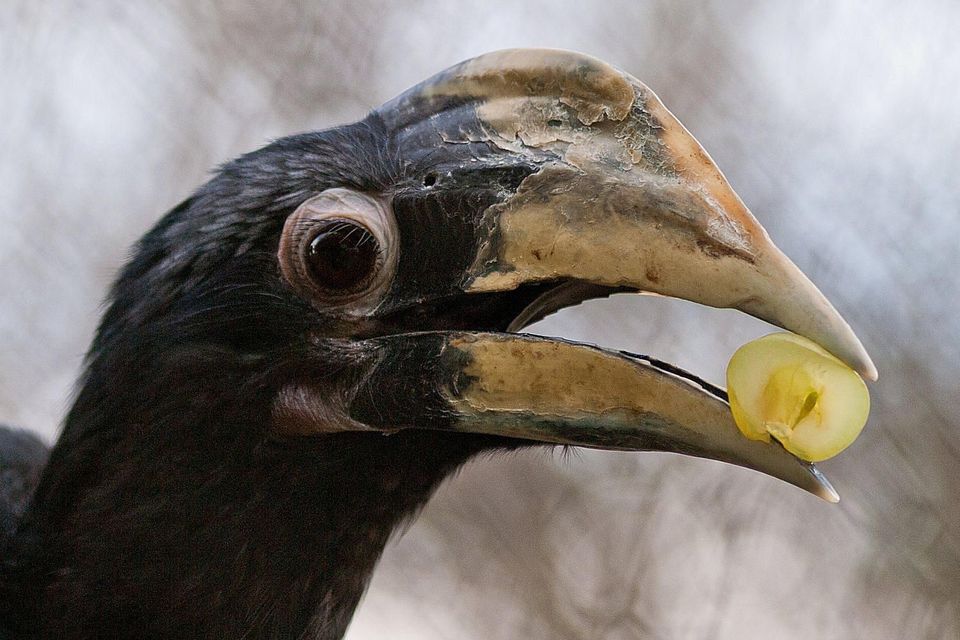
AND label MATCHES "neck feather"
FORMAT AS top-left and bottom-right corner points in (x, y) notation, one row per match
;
(4, 344), (498, 639)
